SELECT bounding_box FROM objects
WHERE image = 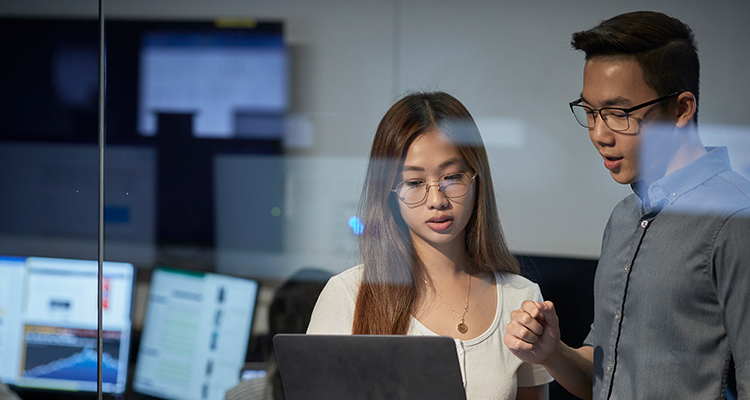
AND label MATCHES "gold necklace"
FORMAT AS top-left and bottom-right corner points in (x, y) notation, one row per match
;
(424, 273), (472, 334)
